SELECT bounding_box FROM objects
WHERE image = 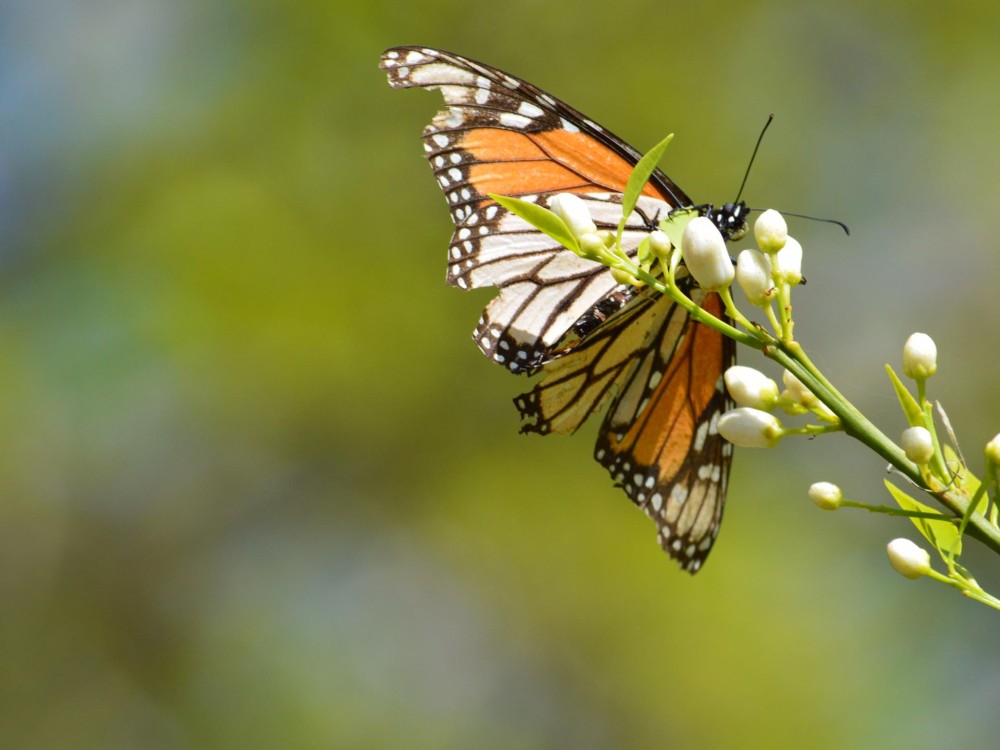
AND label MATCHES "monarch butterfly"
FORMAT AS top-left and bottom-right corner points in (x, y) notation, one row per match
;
(380, 46), (744, 573)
